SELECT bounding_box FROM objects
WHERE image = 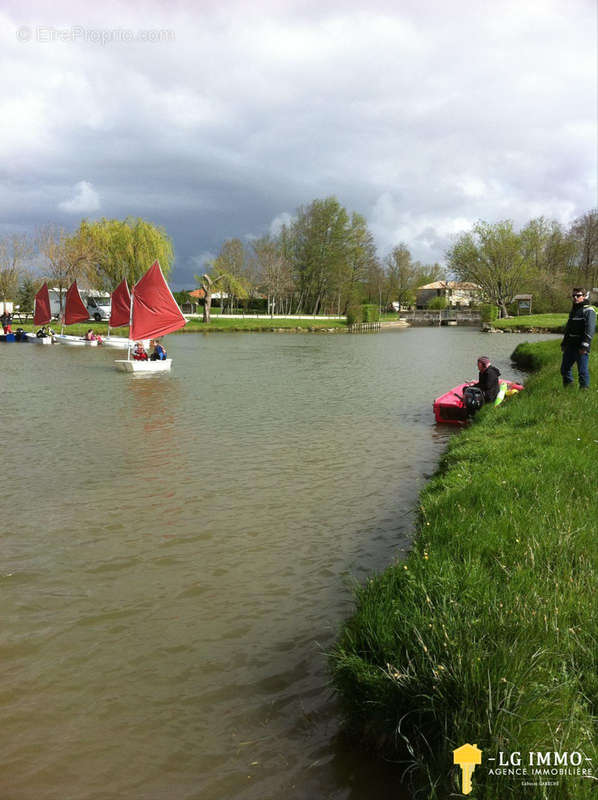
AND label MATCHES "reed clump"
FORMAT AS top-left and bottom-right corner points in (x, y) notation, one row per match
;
(330, 340), (597, 799)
